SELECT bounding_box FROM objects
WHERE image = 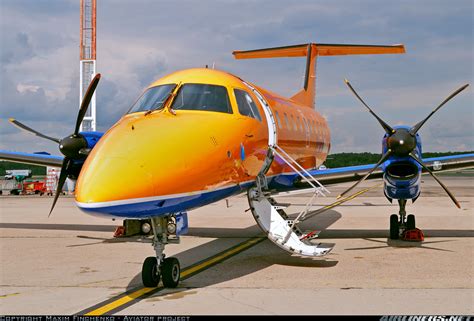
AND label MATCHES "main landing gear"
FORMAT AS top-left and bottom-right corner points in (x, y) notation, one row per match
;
(390, 199), (422, 241)
(142, 216), (181, 288)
